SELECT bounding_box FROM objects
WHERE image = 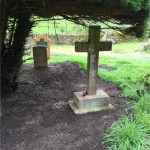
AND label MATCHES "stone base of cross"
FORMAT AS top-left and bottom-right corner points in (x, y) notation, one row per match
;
(69, 26), (114, 114)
